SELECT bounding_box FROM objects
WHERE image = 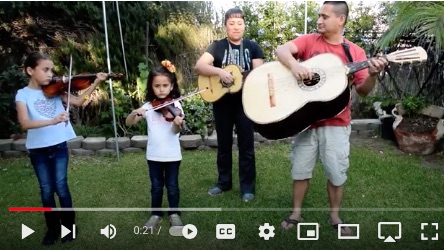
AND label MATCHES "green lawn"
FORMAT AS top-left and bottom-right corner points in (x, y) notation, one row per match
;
(1, 140), (444, 249)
